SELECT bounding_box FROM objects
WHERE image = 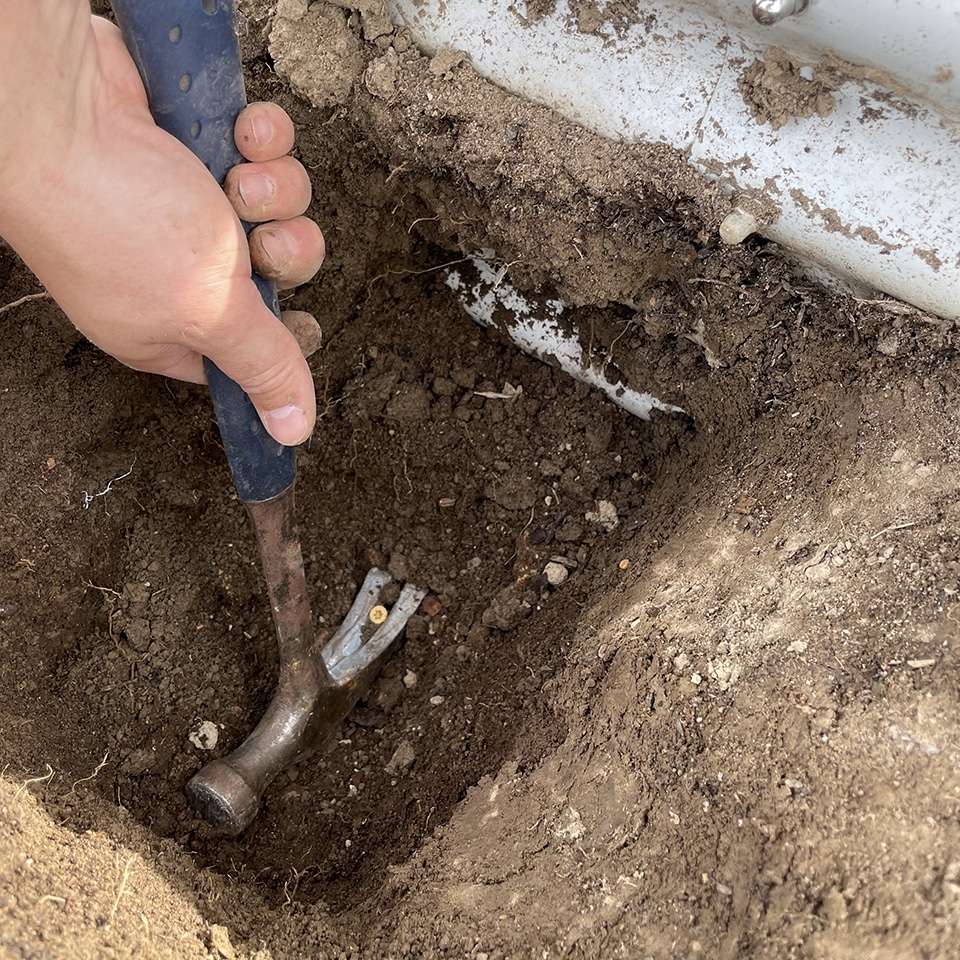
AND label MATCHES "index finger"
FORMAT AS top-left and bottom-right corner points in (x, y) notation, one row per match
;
(234, 101), (296, 163)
